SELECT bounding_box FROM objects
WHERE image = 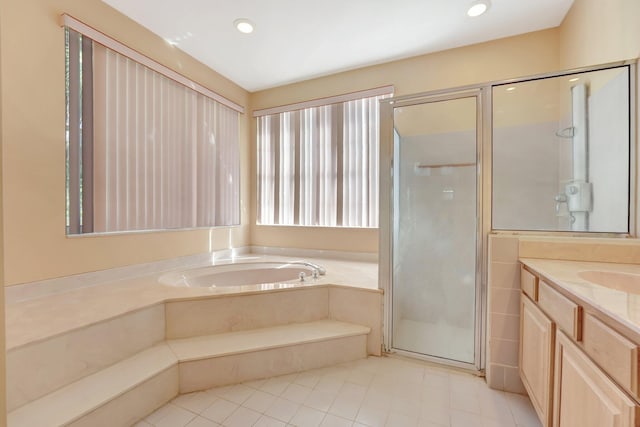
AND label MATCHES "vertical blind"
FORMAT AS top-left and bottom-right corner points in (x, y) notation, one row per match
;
(66, 27), (240, 234)
(256, 91), (390, 227)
